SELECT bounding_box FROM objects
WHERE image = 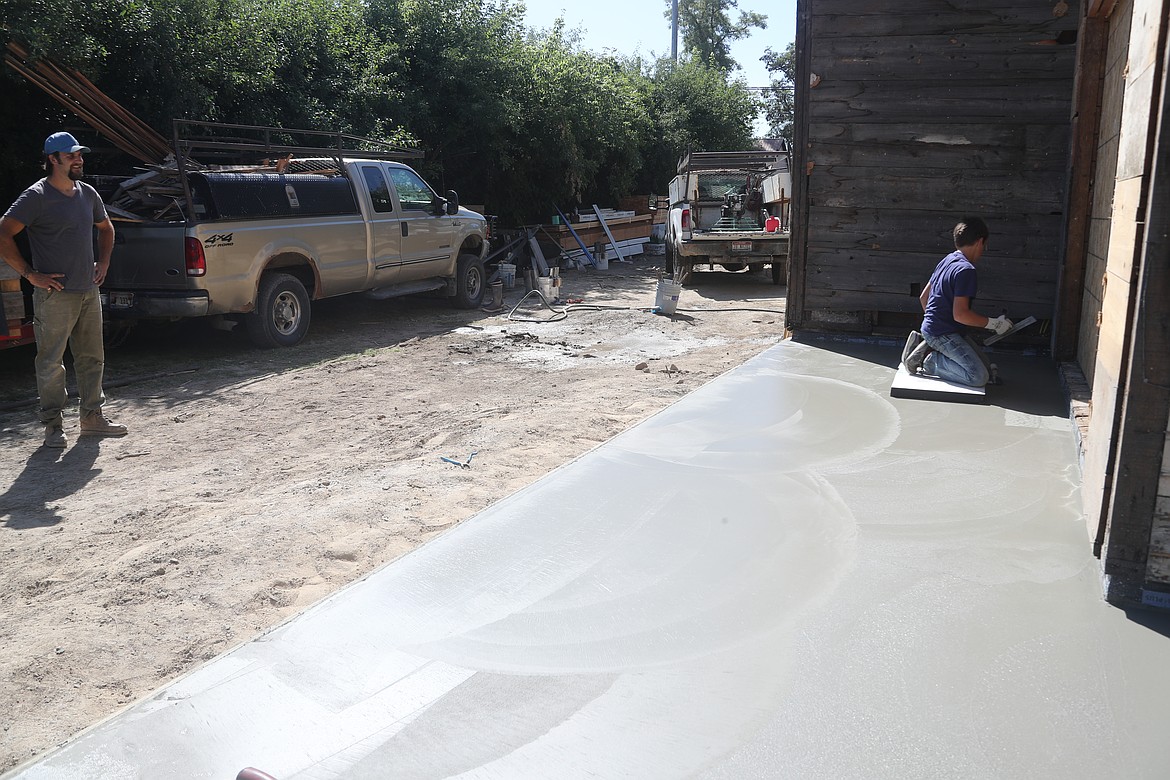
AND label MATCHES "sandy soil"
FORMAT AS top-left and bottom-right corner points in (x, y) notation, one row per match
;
(0, 256), (785, 771)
